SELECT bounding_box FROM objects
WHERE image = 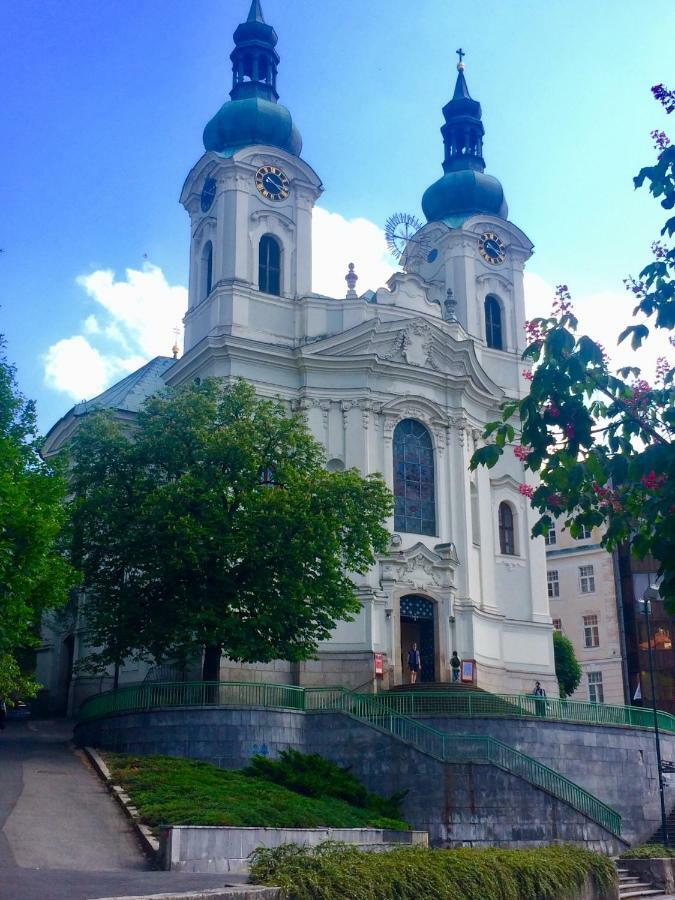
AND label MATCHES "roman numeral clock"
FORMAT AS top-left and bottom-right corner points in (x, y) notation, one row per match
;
(255, 165), (290, 202)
